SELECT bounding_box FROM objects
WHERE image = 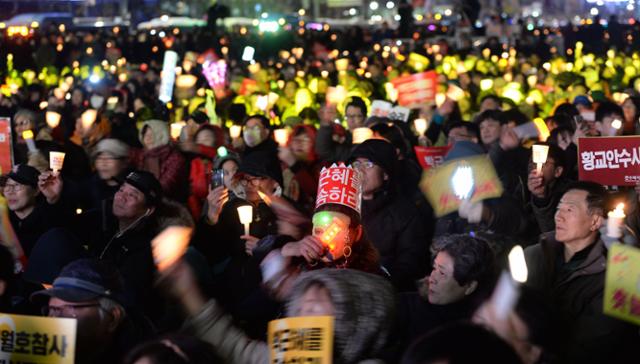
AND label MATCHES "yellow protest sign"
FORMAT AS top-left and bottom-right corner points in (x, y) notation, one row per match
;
(0, 313), (76, 363)
(420, 155), (503, 217)
(268, 316), (334, 364)
(604, 243), (640, 325)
